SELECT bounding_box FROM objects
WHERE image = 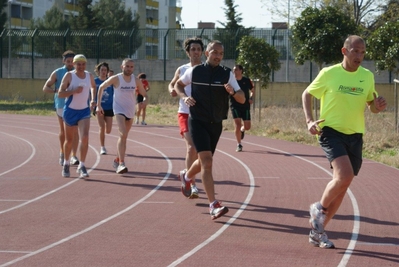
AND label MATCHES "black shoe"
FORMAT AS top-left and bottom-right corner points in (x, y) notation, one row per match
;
(241, 130), (245, 140)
